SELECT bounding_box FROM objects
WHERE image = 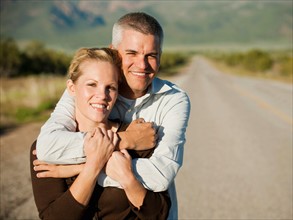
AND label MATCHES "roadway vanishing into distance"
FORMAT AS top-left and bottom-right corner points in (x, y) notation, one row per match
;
(175, 56), (292, 219)
(0, 56), (292, 220)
